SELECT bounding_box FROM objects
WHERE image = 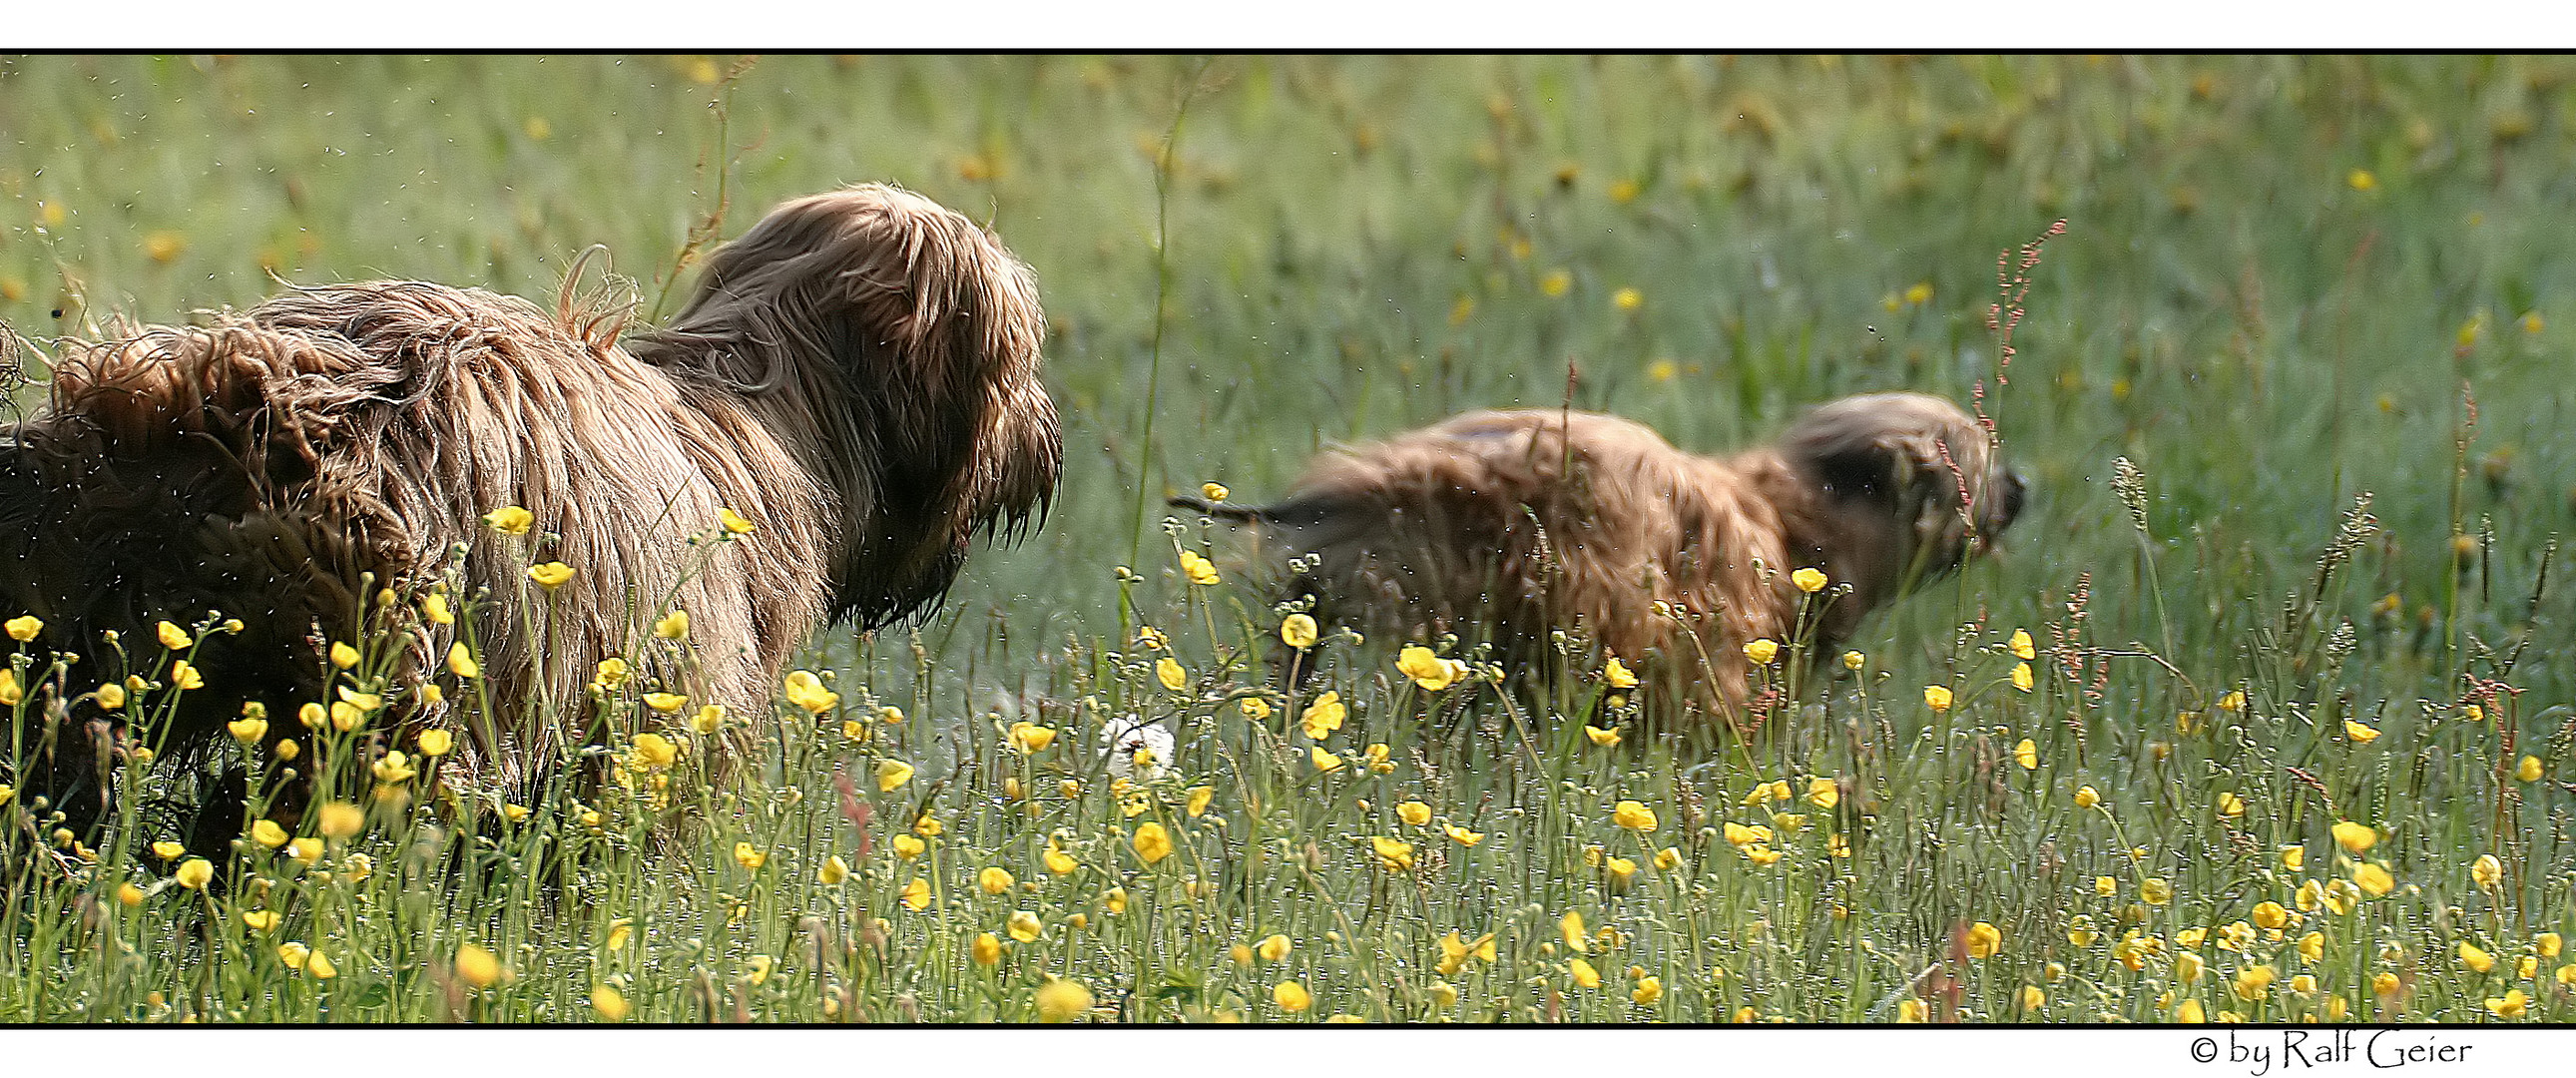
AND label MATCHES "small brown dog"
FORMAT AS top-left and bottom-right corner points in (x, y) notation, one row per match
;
(1174, 393), (2022, 733)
